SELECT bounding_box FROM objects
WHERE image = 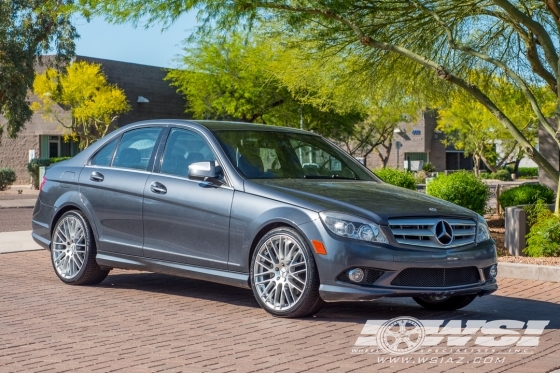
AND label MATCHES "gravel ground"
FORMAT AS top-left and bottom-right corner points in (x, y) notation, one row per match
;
(0, 207), (33, 232)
